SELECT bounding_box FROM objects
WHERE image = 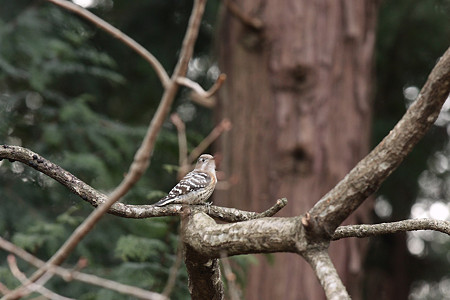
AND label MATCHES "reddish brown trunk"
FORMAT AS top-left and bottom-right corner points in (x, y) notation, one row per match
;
(215, 1), (378, 299)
